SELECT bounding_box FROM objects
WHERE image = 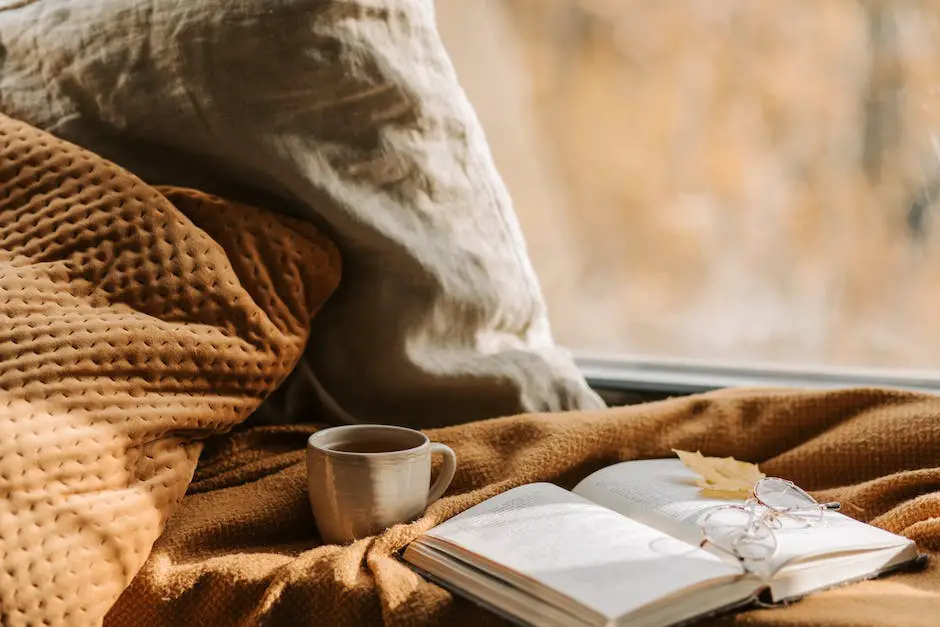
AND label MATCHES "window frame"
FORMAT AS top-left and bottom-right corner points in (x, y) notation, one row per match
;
(576, 352), (940, 397)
